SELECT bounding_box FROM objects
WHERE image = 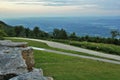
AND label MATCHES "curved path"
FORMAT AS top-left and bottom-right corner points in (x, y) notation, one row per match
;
(32, 47), (120, 64)
(16, 38), (120, 61)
